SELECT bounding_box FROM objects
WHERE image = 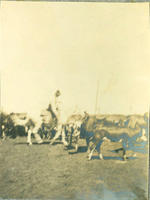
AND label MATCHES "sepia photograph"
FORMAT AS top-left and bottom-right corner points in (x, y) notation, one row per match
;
(0, 2), (150, 200)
